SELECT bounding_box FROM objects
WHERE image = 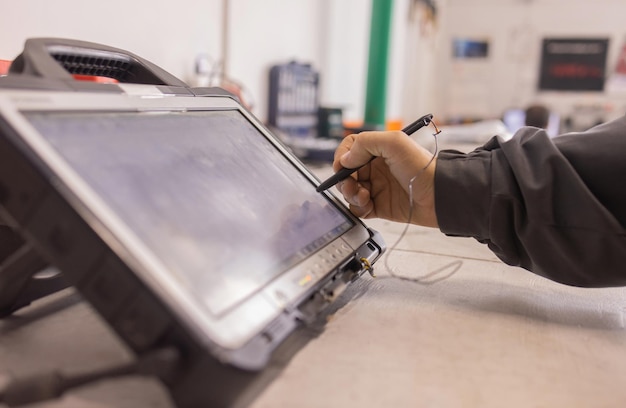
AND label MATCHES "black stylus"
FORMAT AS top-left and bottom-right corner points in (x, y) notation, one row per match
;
(316, 113), (434, 192)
